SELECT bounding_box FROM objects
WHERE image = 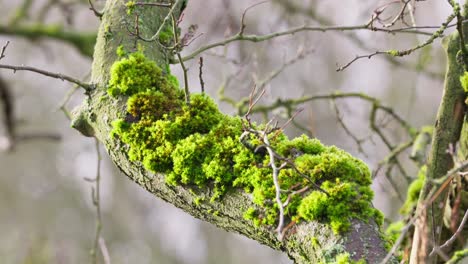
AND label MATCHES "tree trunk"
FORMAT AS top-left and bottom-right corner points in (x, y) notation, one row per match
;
(409, 31), (468, 264)
(71, 1), (394, 263)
